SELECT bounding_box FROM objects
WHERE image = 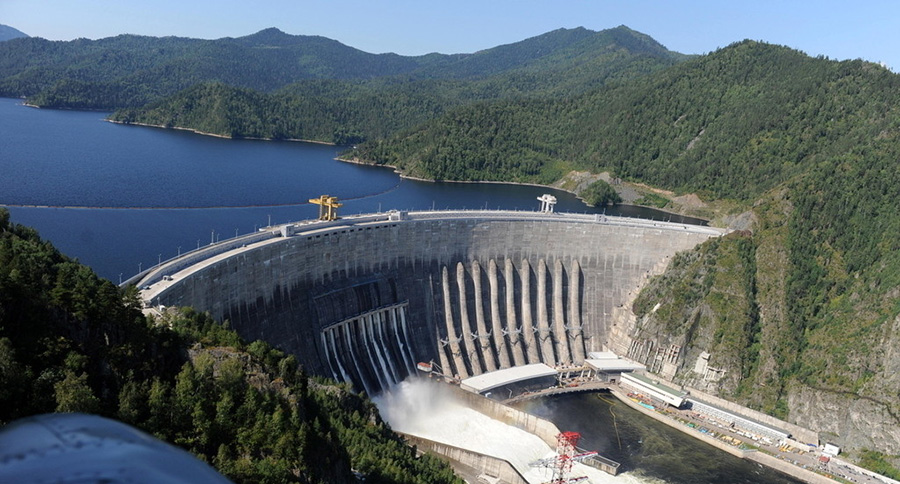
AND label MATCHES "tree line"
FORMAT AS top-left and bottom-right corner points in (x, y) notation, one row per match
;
(0, 208), (461, 484)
